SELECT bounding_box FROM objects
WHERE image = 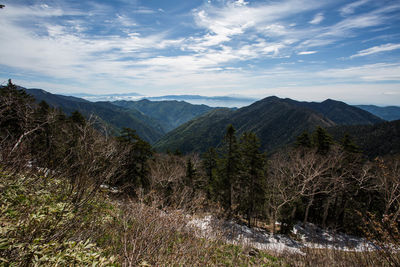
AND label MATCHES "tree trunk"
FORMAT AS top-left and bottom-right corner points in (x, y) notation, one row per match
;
(304, 194), (314, 224)
(322, 197), (332, 228)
